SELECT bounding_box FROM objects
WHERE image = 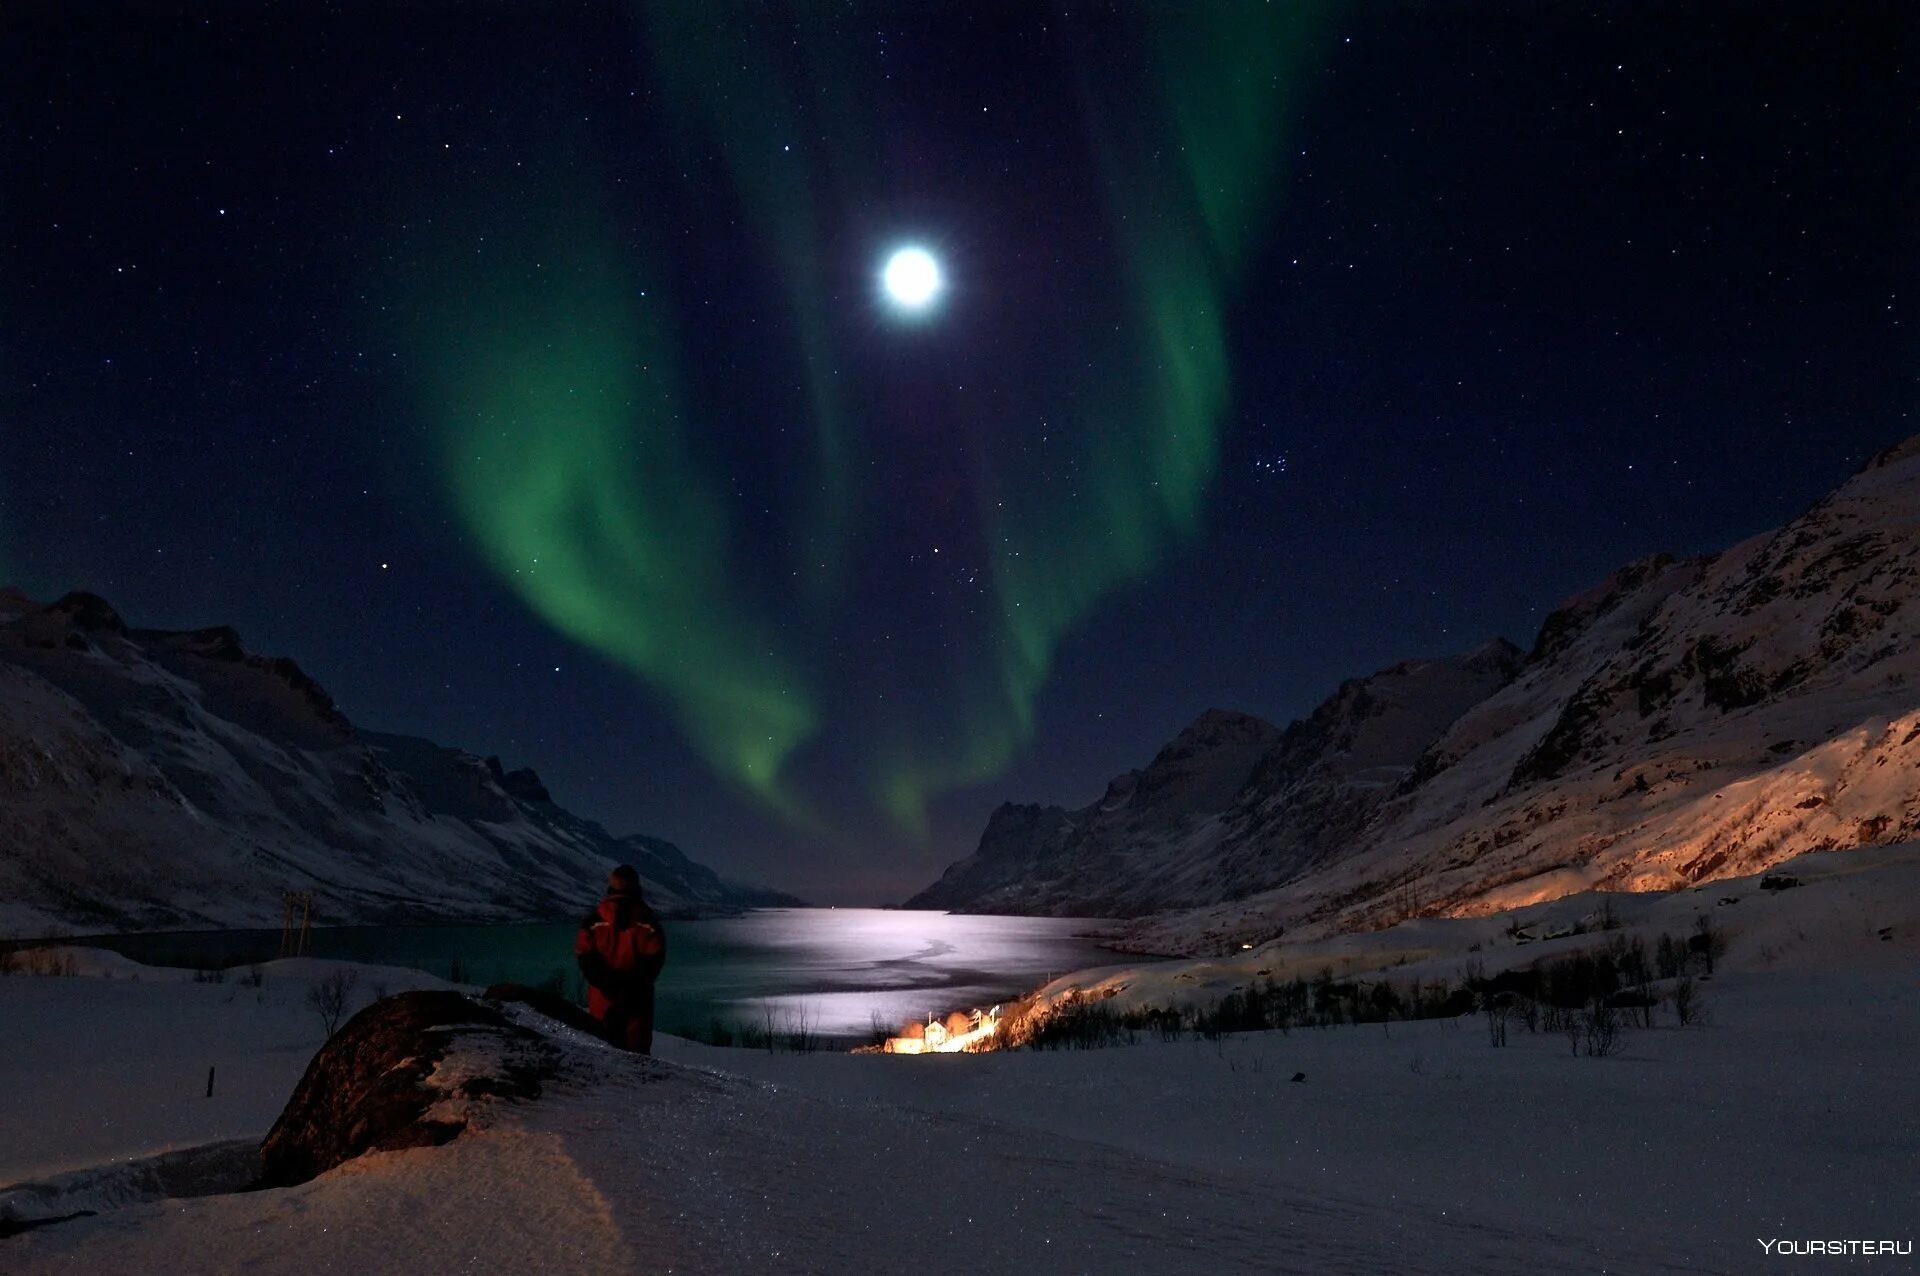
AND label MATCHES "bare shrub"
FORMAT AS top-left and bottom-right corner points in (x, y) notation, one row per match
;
(306, 969), (359, 1038)
(18, 948), (78, 977)
(1542, 1000), (1572, 1036)
(1581, 998), (1621, 1057)
(1670, 976), (1708, 1026)
(776, 1006), (822, 1053)
(1022, 992), (1133, 1050)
